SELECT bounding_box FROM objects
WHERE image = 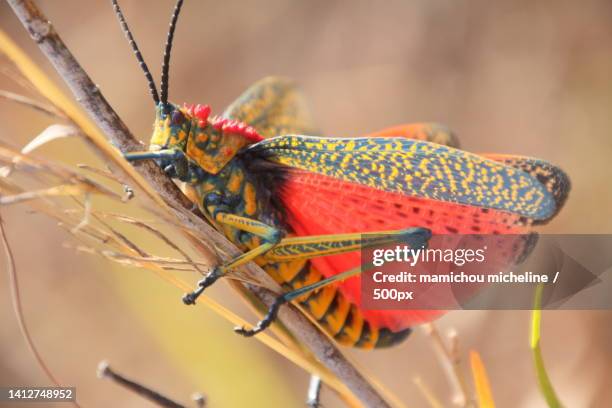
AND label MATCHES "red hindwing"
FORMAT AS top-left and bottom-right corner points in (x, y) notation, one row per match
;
(278, 127), (529, 331)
